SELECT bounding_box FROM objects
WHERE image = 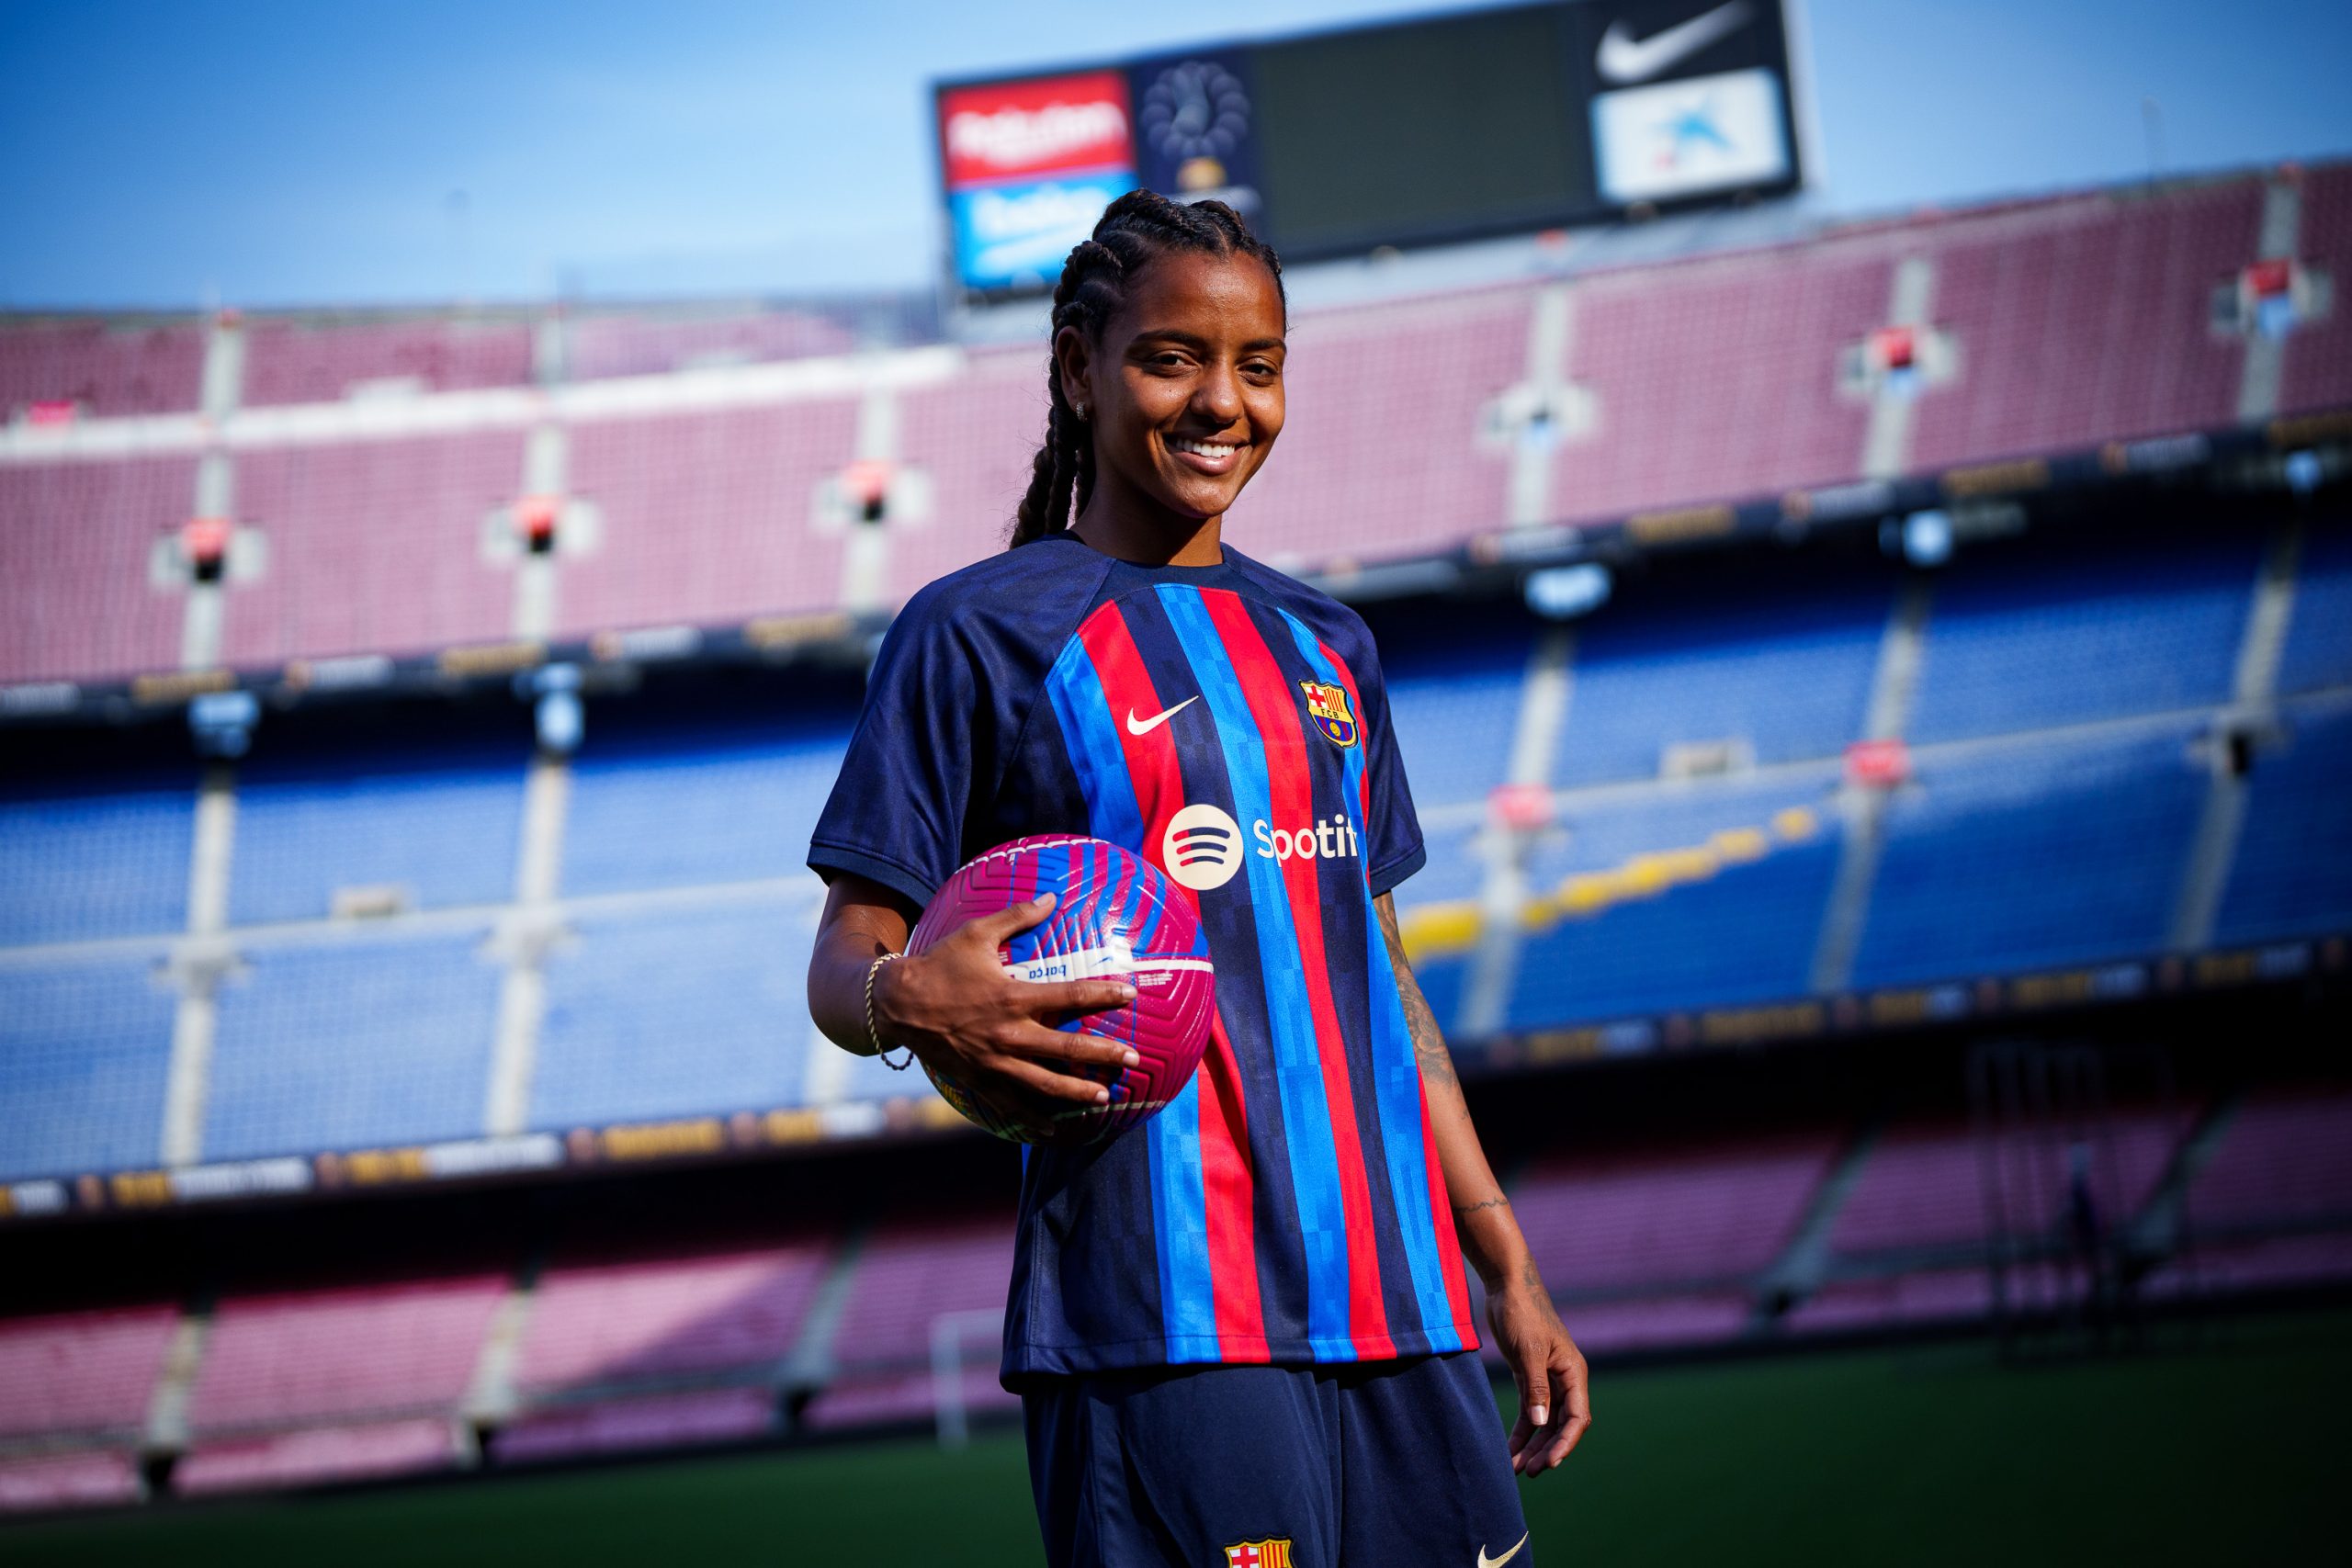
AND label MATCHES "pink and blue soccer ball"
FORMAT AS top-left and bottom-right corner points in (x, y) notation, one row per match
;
(905, 834), (1217, 1146)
